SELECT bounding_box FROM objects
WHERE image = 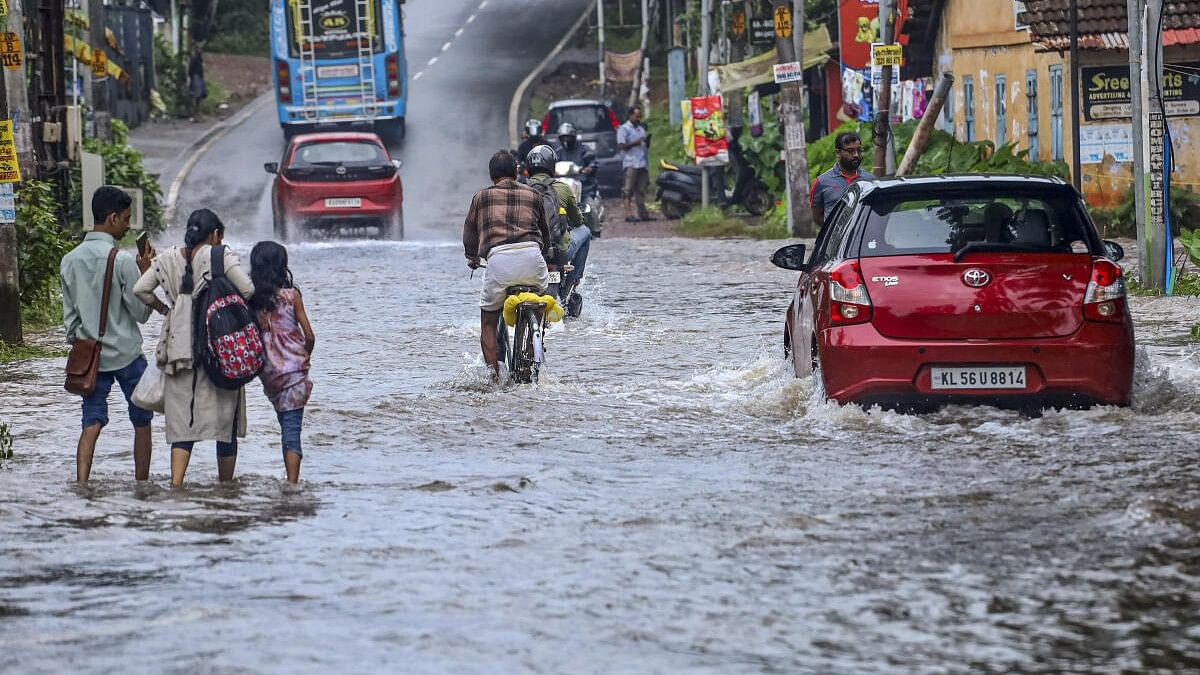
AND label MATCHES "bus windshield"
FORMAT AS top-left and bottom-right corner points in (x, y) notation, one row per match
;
(287, 0), (385, 60)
